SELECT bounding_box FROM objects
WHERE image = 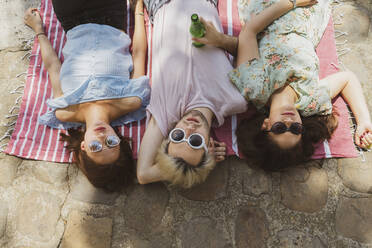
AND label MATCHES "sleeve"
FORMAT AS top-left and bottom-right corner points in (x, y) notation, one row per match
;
(228, 58), (270, 111)
(291, 74), (333, 117)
